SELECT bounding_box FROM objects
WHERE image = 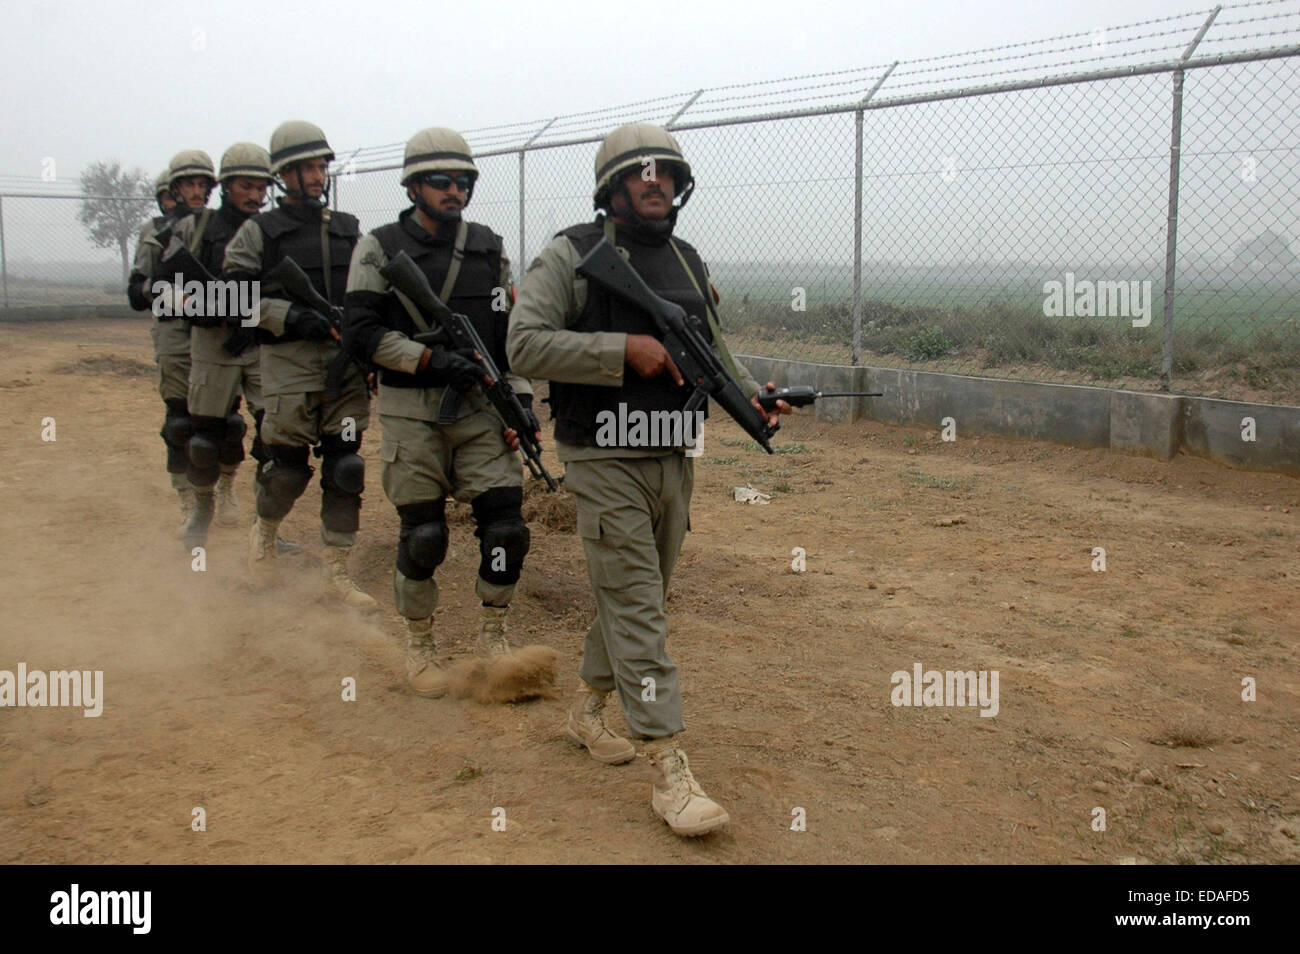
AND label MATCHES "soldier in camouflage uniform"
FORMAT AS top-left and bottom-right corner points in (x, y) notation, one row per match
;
(170, 143), (289, 551)
(343, 127), (538, 697)
(126, 151), (215, 533)
(507, 123), (789, 837)
(154, 170), (177, 217)
(222, 121), (376, 610)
